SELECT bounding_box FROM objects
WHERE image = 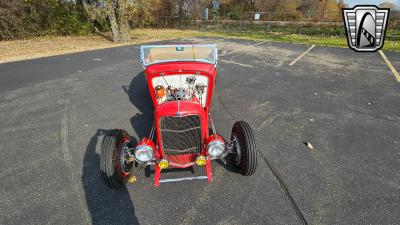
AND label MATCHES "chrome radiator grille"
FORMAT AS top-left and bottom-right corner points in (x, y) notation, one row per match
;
(160, 115), (202, 155)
